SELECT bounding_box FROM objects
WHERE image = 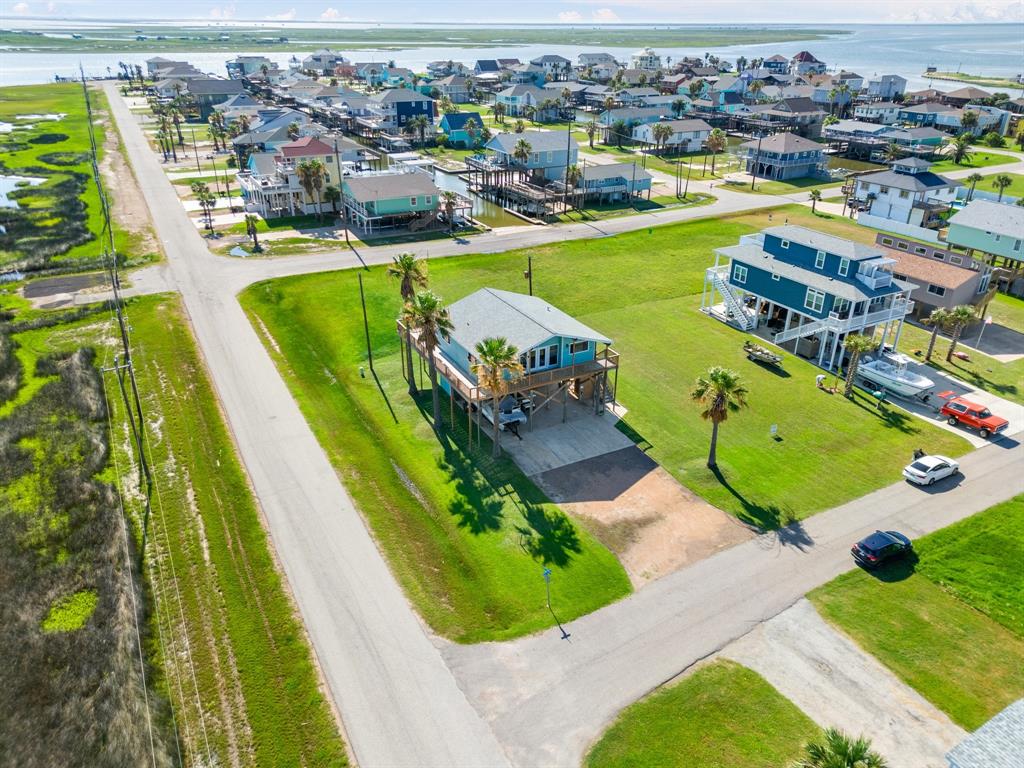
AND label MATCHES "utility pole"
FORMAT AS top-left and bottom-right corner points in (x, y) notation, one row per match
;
(683, 156), (692, 198)
(750, 132), (764, 191)
(189, 126), (201, 172)
(564, 119), (573, 214)
(524, 255), (533, 295)
(358, 272), (374, 371)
